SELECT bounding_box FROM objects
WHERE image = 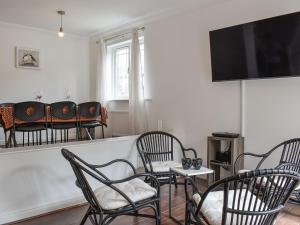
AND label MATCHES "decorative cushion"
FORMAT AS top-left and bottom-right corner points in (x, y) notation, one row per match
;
(193, 190), (264, 225)
(146, 161), (181, 172)
(94, 178), (157, 210)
